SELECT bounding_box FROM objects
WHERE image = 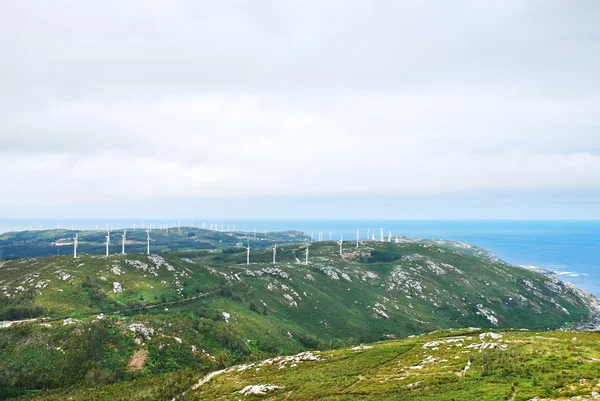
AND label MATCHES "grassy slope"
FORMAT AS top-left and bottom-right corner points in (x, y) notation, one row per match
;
(1, 239), (598, 399)
(21, 329), (600, 401)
